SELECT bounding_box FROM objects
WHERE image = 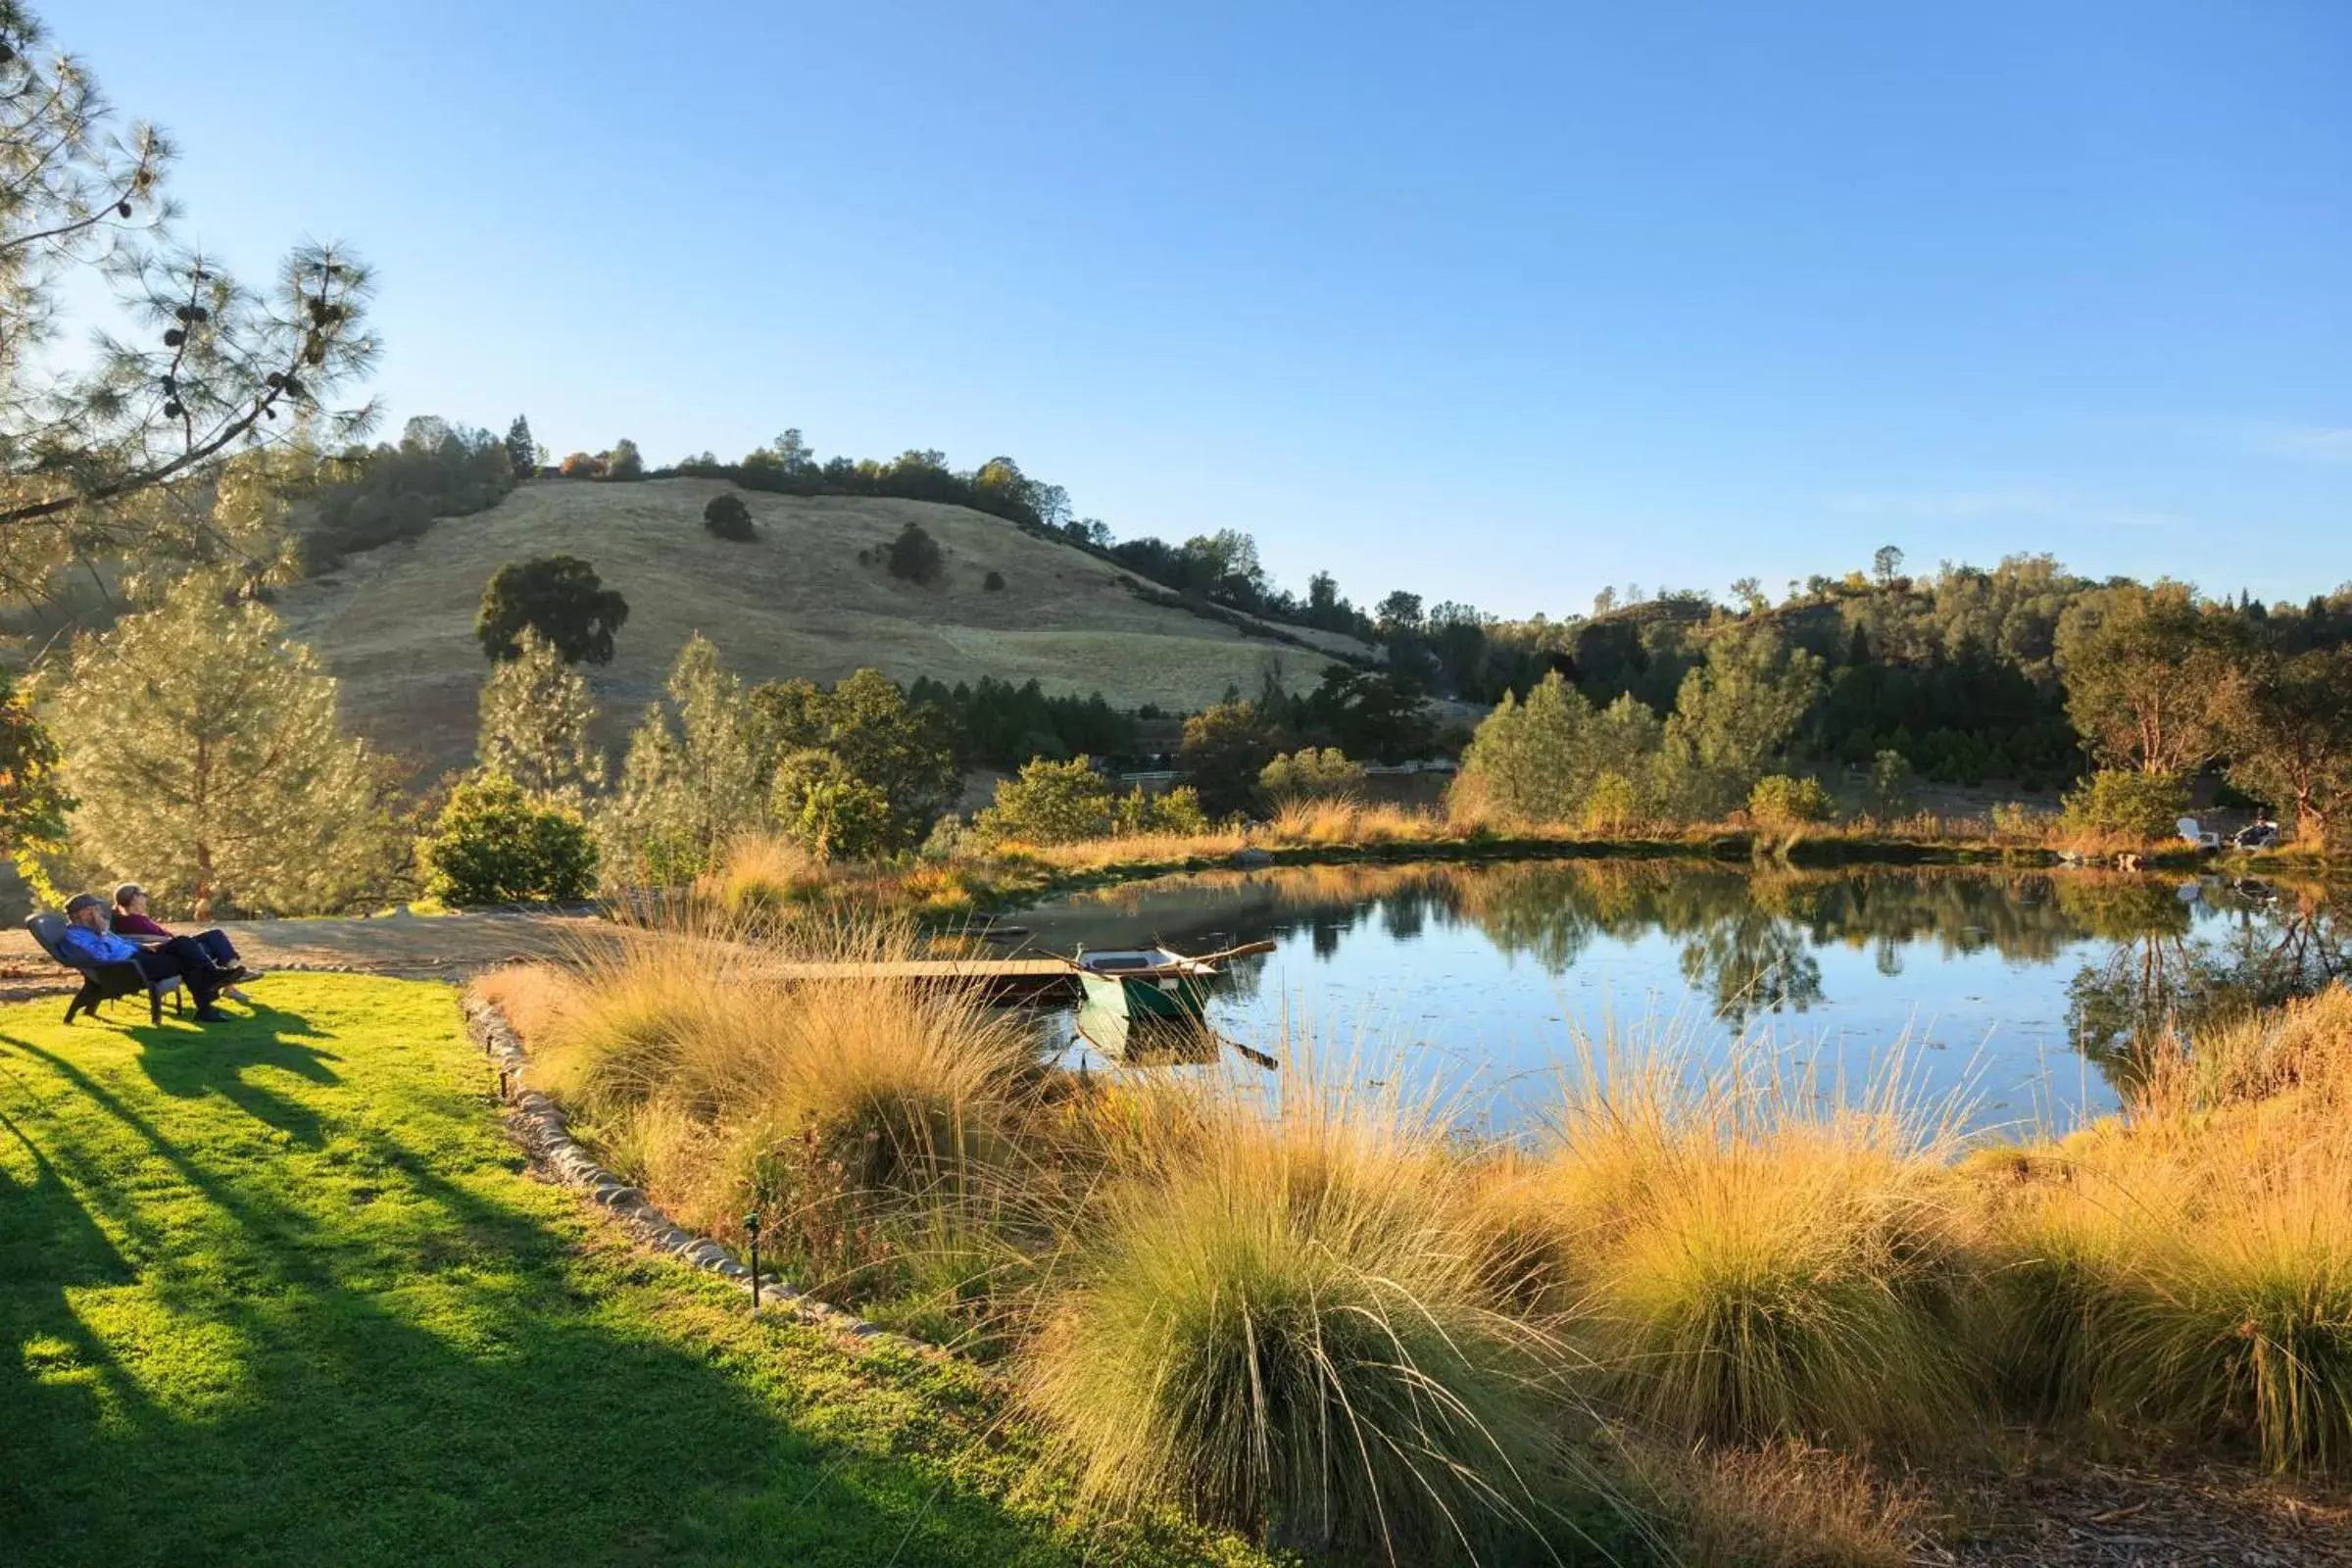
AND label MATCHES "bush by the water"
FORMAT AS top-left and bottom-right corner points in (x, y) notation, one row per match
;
(702, 493), (756, 541)
(418, 773), (597, 905)
(2061, 768), (2189, 840)
(1747, 773), (1838, 827)
(971, 757), (1206, 847)
(1257, 747), (1365, 806)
